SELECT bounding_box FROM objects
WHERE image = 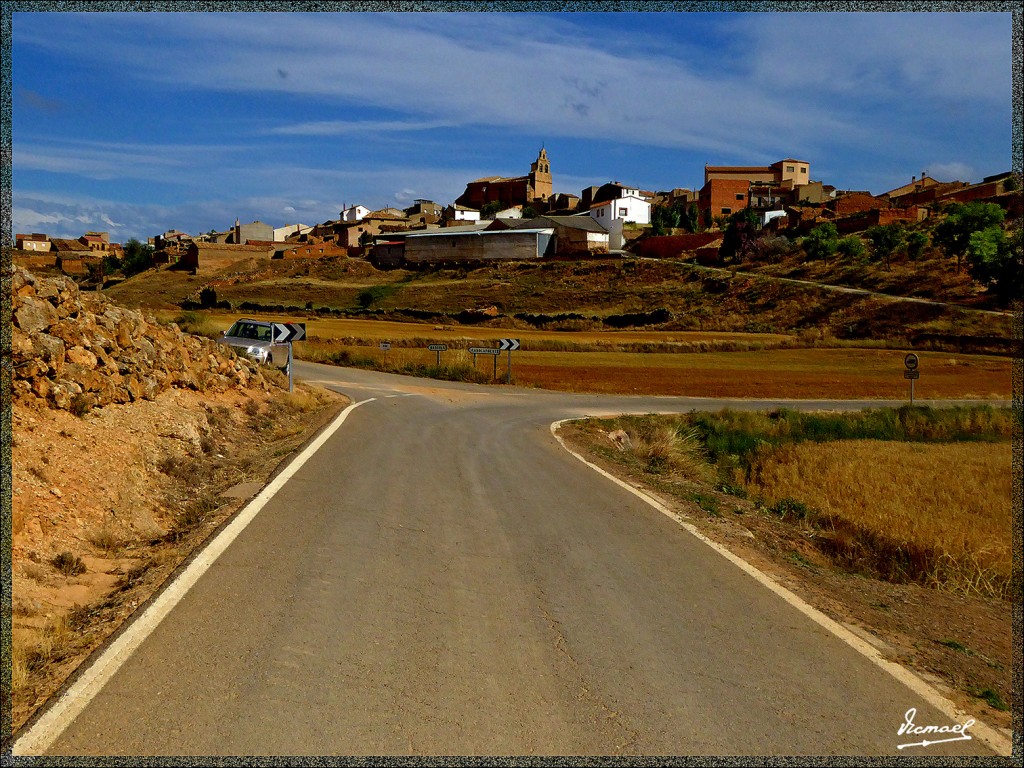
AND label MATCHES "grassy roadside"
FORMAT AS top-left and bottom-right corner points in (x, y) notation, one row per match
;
(557, 406), (1014, 725)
